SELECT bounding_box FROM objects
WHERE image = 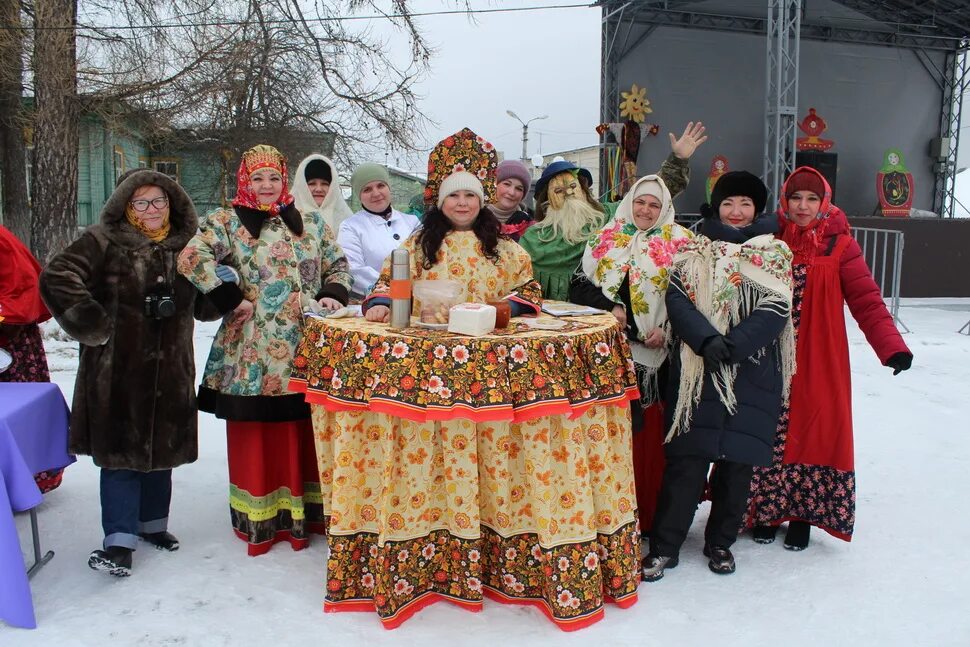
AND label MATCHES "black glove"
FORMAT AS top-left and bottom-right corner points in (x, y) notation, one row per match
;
(701, 335), (733, 372)
(887, 352), (912, 376)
